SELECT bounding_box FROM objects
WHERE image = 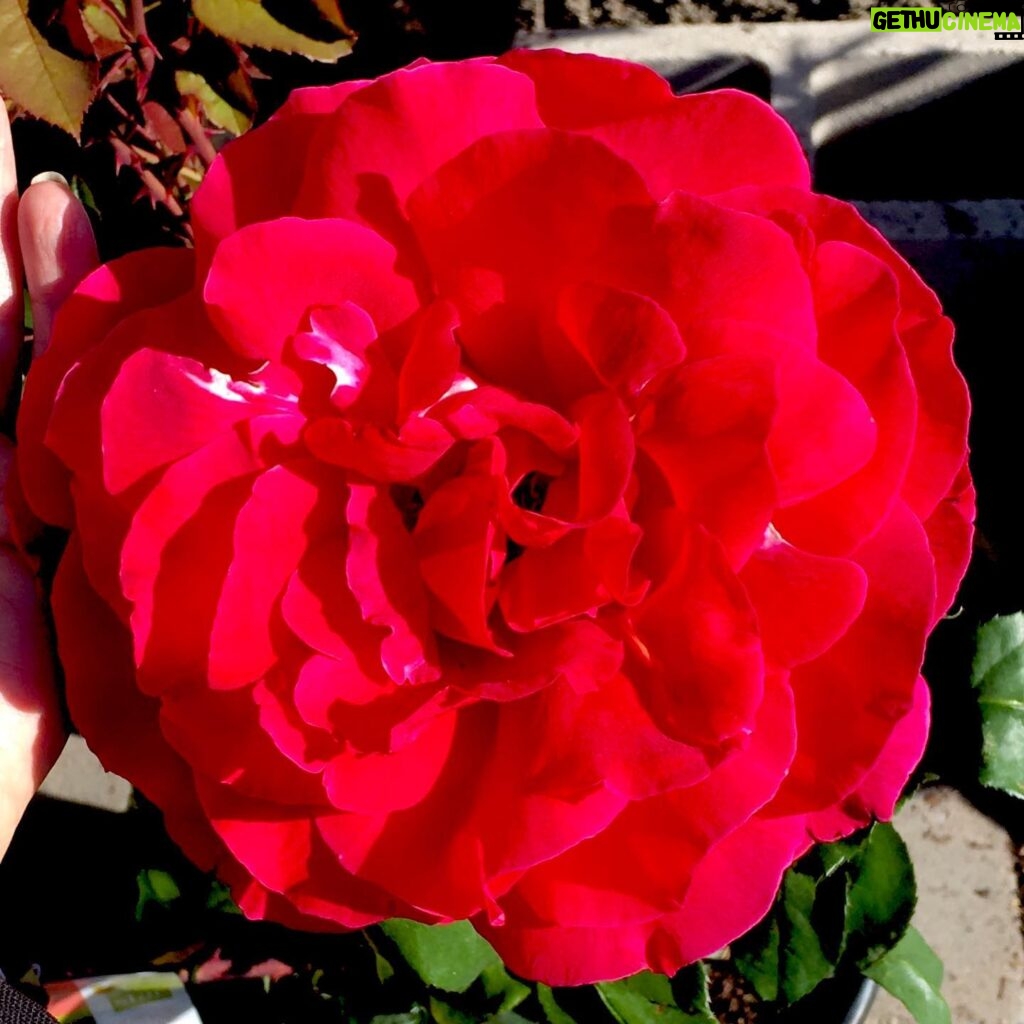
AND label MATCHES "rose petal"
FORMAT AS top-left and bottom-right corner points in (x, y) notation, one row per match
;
(740, 536), (868, 668)
(922, 459), (975, 623)
(899, 315), (971, 519)
(207, 462), (337, 688)
(588, 90), (810, 200)
(502, 674), (795, 929)
(808, 674), (930, 840)
(346, 482), (440, 685)
(631, 524), (765, 748)
(19, 249), (195, 525)
(628, 192), (817, 350)
(408, 128), (652, 316)
(637, 356), (777, 569)
(295, 60), (544, 234)
(121, 422), (301, 694)
(322, 710), (457, 815)
(553, 282), (685, 401)
(771, 502), (935, 815)
(204, 217), (418, 362)
(101, 342), (287, 494)
(159, 683), (329, 807)
(498, 49), (674, 129)
(192, 80), (366, 266)
(774, 241), (917, 555)
(414, 474), (501, 649)
(684, 319), (877, 507)
(645, 815), (812, 971)
(499, 530), (607, 632)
